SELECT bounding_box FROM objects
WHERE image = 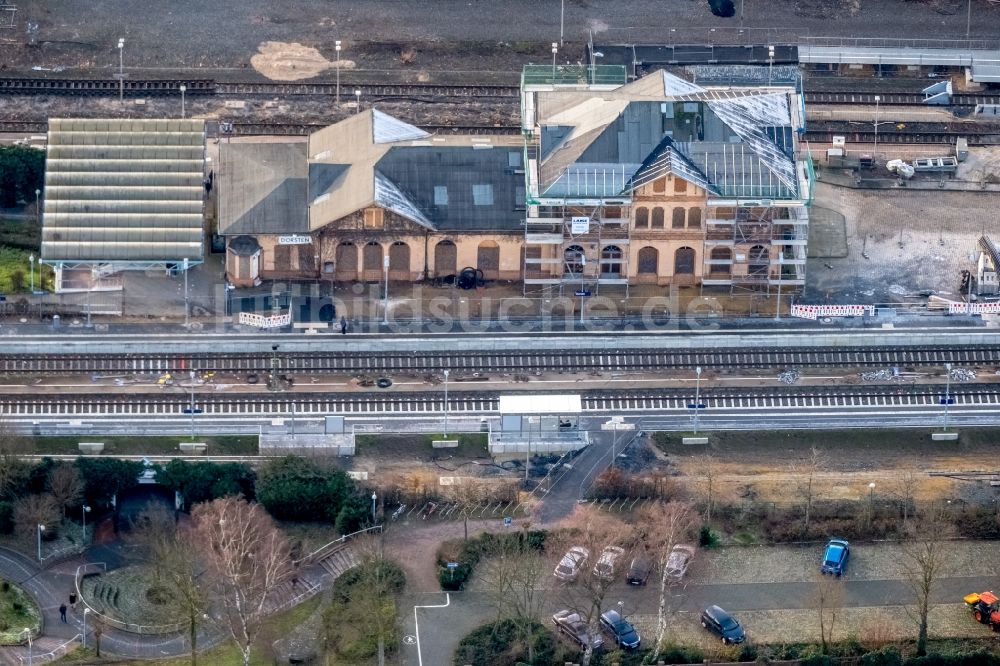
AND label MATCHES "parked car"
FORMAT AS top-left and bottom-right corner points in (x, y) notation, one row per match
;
(820, 539), (850, 576)
(664, 544), (696, 583)
(553, 609), (604, 650)
(599, 609), (641, 649)
(626, 555), (652, 585)
(593, 546), (625, 580)
(554, 546), (589, 581)
(700, 605), (746, 645)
